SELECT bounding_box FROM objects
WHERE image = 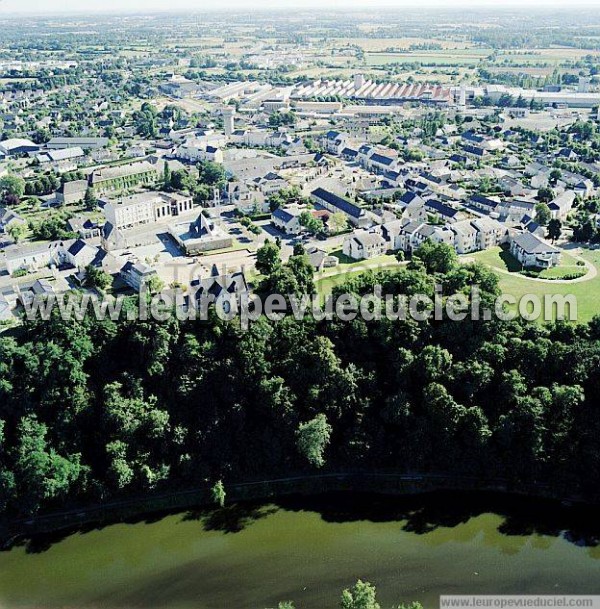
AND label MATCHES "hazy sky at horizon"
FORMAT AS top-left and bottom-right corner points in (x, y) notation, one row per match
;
(1, 0), (599, 14)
